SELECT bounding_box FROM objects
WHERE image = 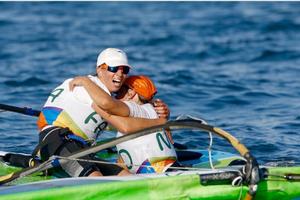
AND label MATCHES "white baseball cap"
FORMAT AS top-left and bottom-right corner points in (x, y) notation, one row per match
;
(96, 48), (132, 68)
